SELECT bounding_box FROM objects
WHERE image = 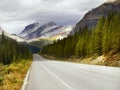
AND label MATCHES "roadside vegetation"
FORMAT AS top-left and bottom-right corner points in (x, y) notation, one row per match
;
(0, 60), (31, 90)
(0, 33), (32, 90)
(41, 12), (120, 67)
